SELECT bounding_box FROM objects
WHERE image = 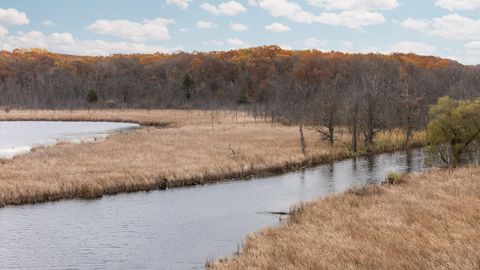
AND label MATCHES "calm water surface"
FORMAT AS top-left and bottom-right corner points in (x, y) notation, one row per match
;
(0, 143), (427, 269)
(0, 121), (139, 158)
